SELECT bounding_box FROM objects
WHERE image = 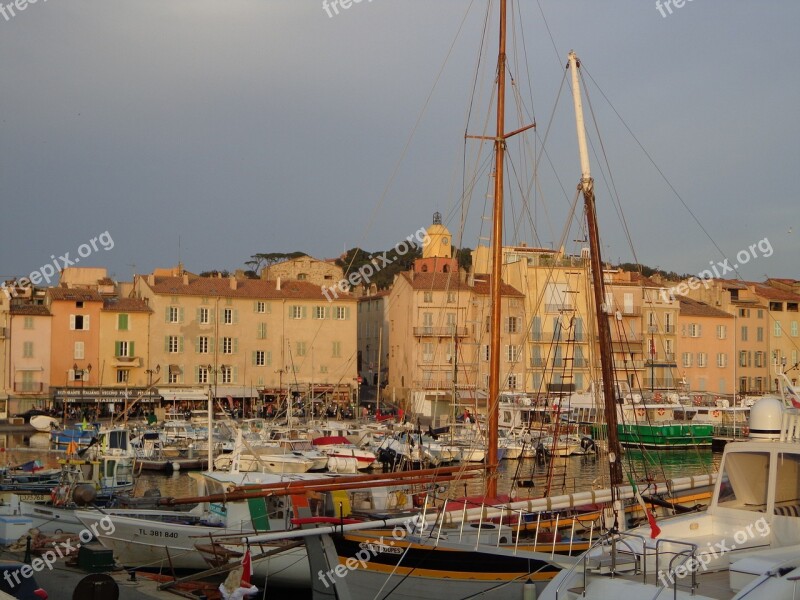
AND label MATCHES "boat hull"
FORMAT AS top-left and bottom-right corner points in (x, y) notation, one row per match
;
(593, 423), (714, 449)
